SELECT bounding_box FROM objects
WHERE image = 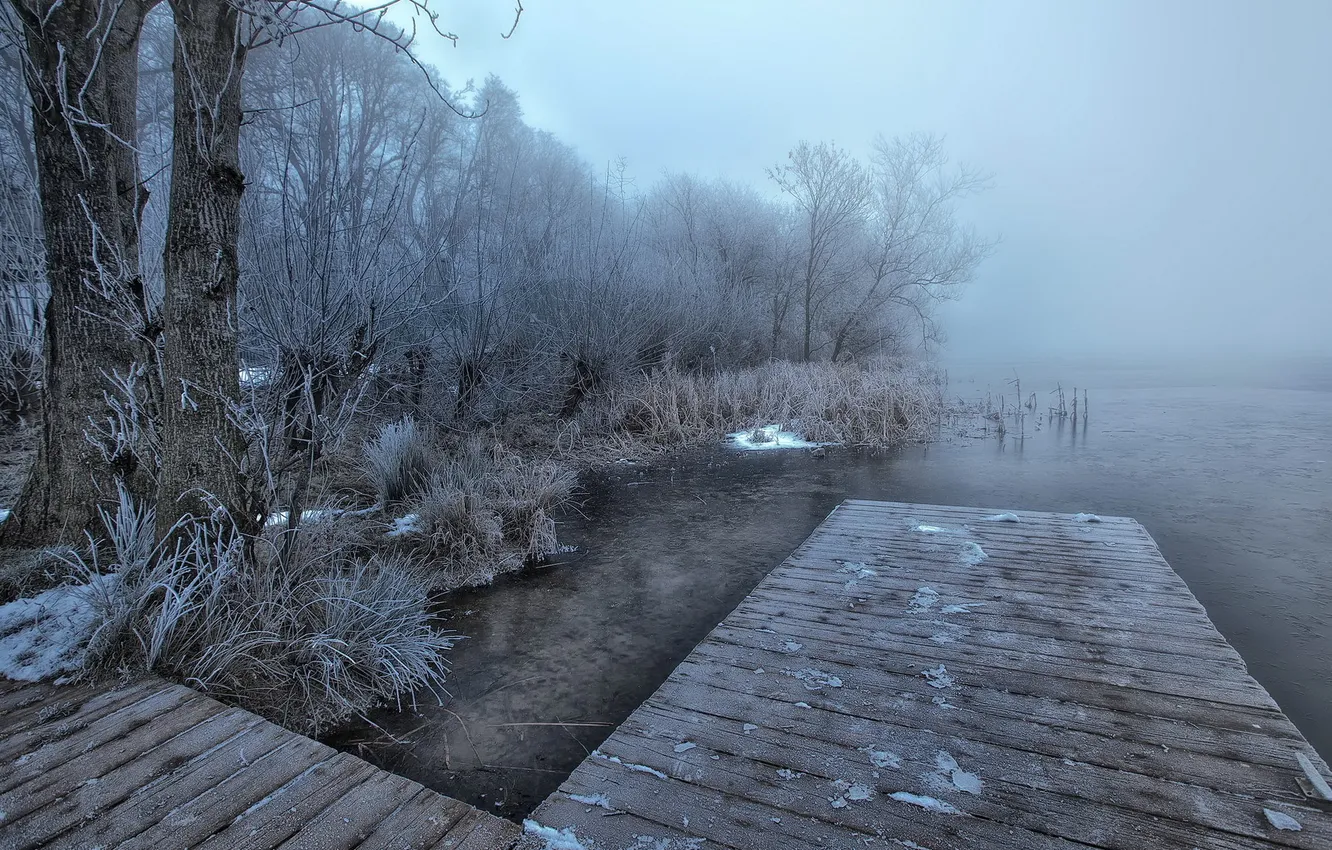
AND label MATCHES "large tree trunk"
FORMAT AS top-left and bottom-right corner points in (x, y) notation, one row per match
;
(0, 0), (152, 548)
(155, 0), (249, 537)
